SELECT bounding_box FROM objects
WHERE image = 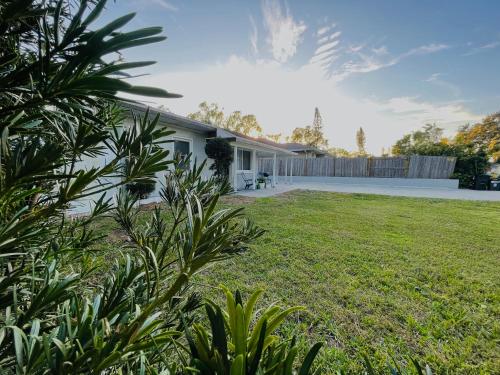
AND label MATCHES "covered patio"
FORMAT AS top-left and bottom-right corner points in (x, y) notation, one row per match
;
(223, 132), (296, 192)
